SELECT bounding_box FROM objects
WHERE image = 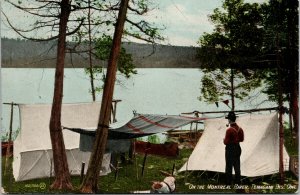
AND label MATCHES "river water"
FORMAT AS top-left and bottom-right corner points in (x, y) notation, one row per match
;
(1, 68), (276, 141)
